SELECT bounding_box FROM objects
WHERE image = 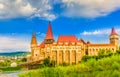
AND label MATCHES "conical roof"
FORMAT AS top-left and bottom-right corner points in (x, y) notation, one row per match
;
(31, 33), (37, 44)
(110, 28), (118, 36)
(45, 22), (54, 39)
